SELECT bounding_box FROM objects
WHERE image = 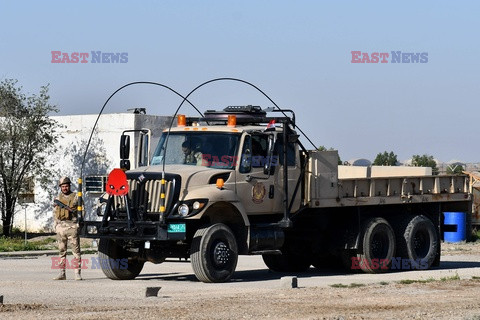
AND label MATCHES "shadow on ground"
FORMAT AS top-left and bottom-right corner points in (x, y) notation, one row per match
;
(133, 258), (480, 283)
